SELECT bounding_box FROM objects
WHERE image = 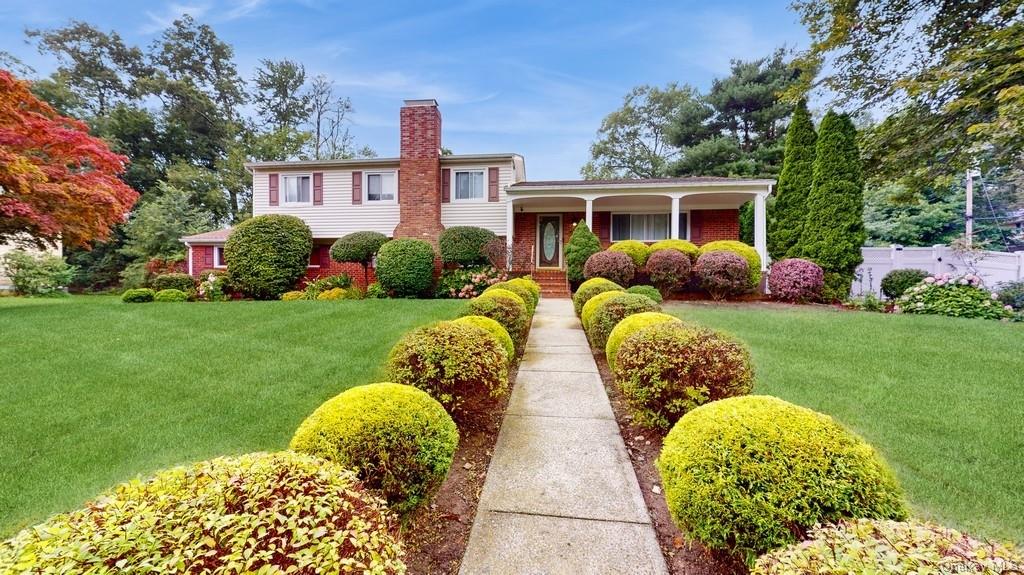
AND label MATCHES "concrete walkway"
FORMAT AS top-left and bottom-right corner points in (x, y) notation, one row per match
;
(460, 298), (667, 575)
